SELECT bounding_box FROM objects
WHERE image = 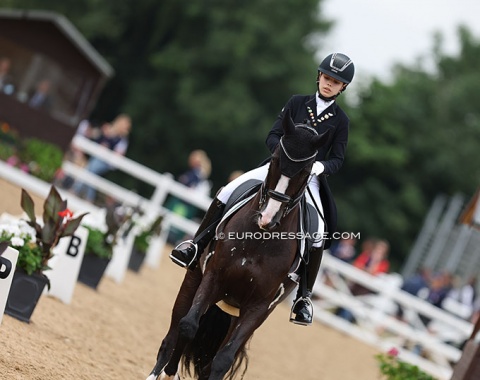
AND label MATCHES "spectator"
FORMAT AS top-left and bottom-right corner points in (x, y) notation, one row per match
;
(28, 79), (53, 112)
(330, 236), (357, 263)
(443, 275), (477, 320)
(417, 271), (453, 326)
(401, 267), (432, 296)
(72, 114), (132, 203)
(336, 239), (390, 322)
(0, 57), (15, 95)
(228, 170), (245, 183)
(178, 149), (212, 195)
(166, 150), (212, 244)
(396, 267), (431, 320)
(352, 239), (390, 277)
